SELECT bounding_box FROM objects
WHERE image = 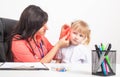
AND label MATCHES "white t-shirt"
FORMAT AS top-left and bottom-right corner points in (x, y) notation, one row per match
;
(56, 44), (91, 64)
